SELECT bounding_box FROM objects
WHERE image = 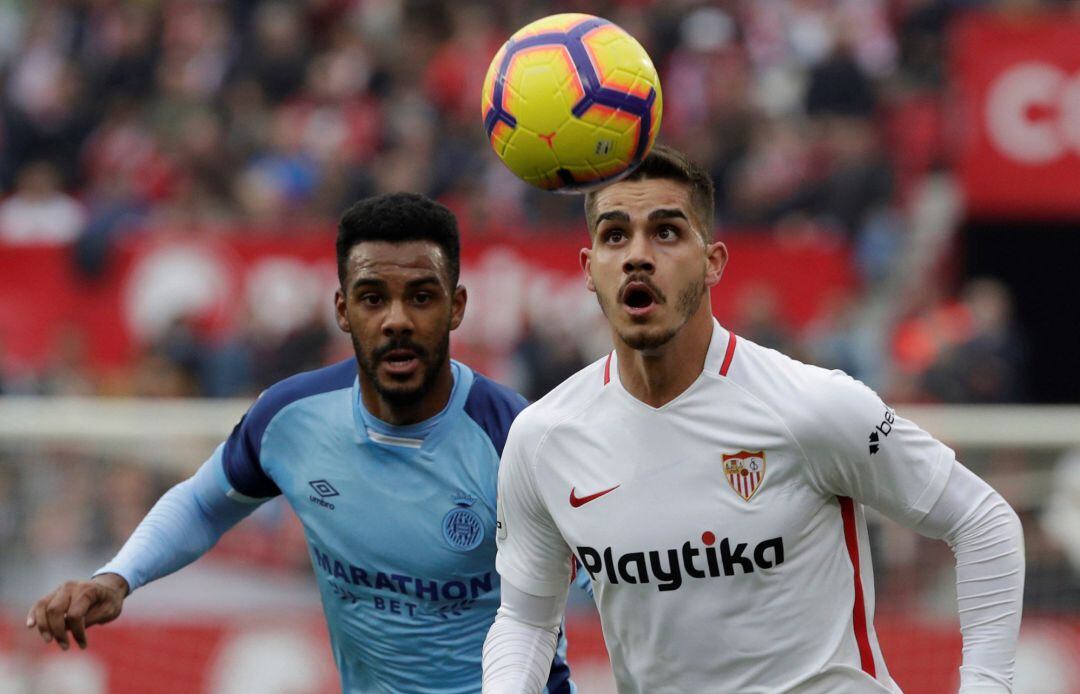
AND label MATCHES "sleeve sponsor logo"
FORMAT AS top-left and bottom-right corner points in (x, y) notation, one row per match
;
(868, 407), (896, 455)
(495, 492), (507, 540)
